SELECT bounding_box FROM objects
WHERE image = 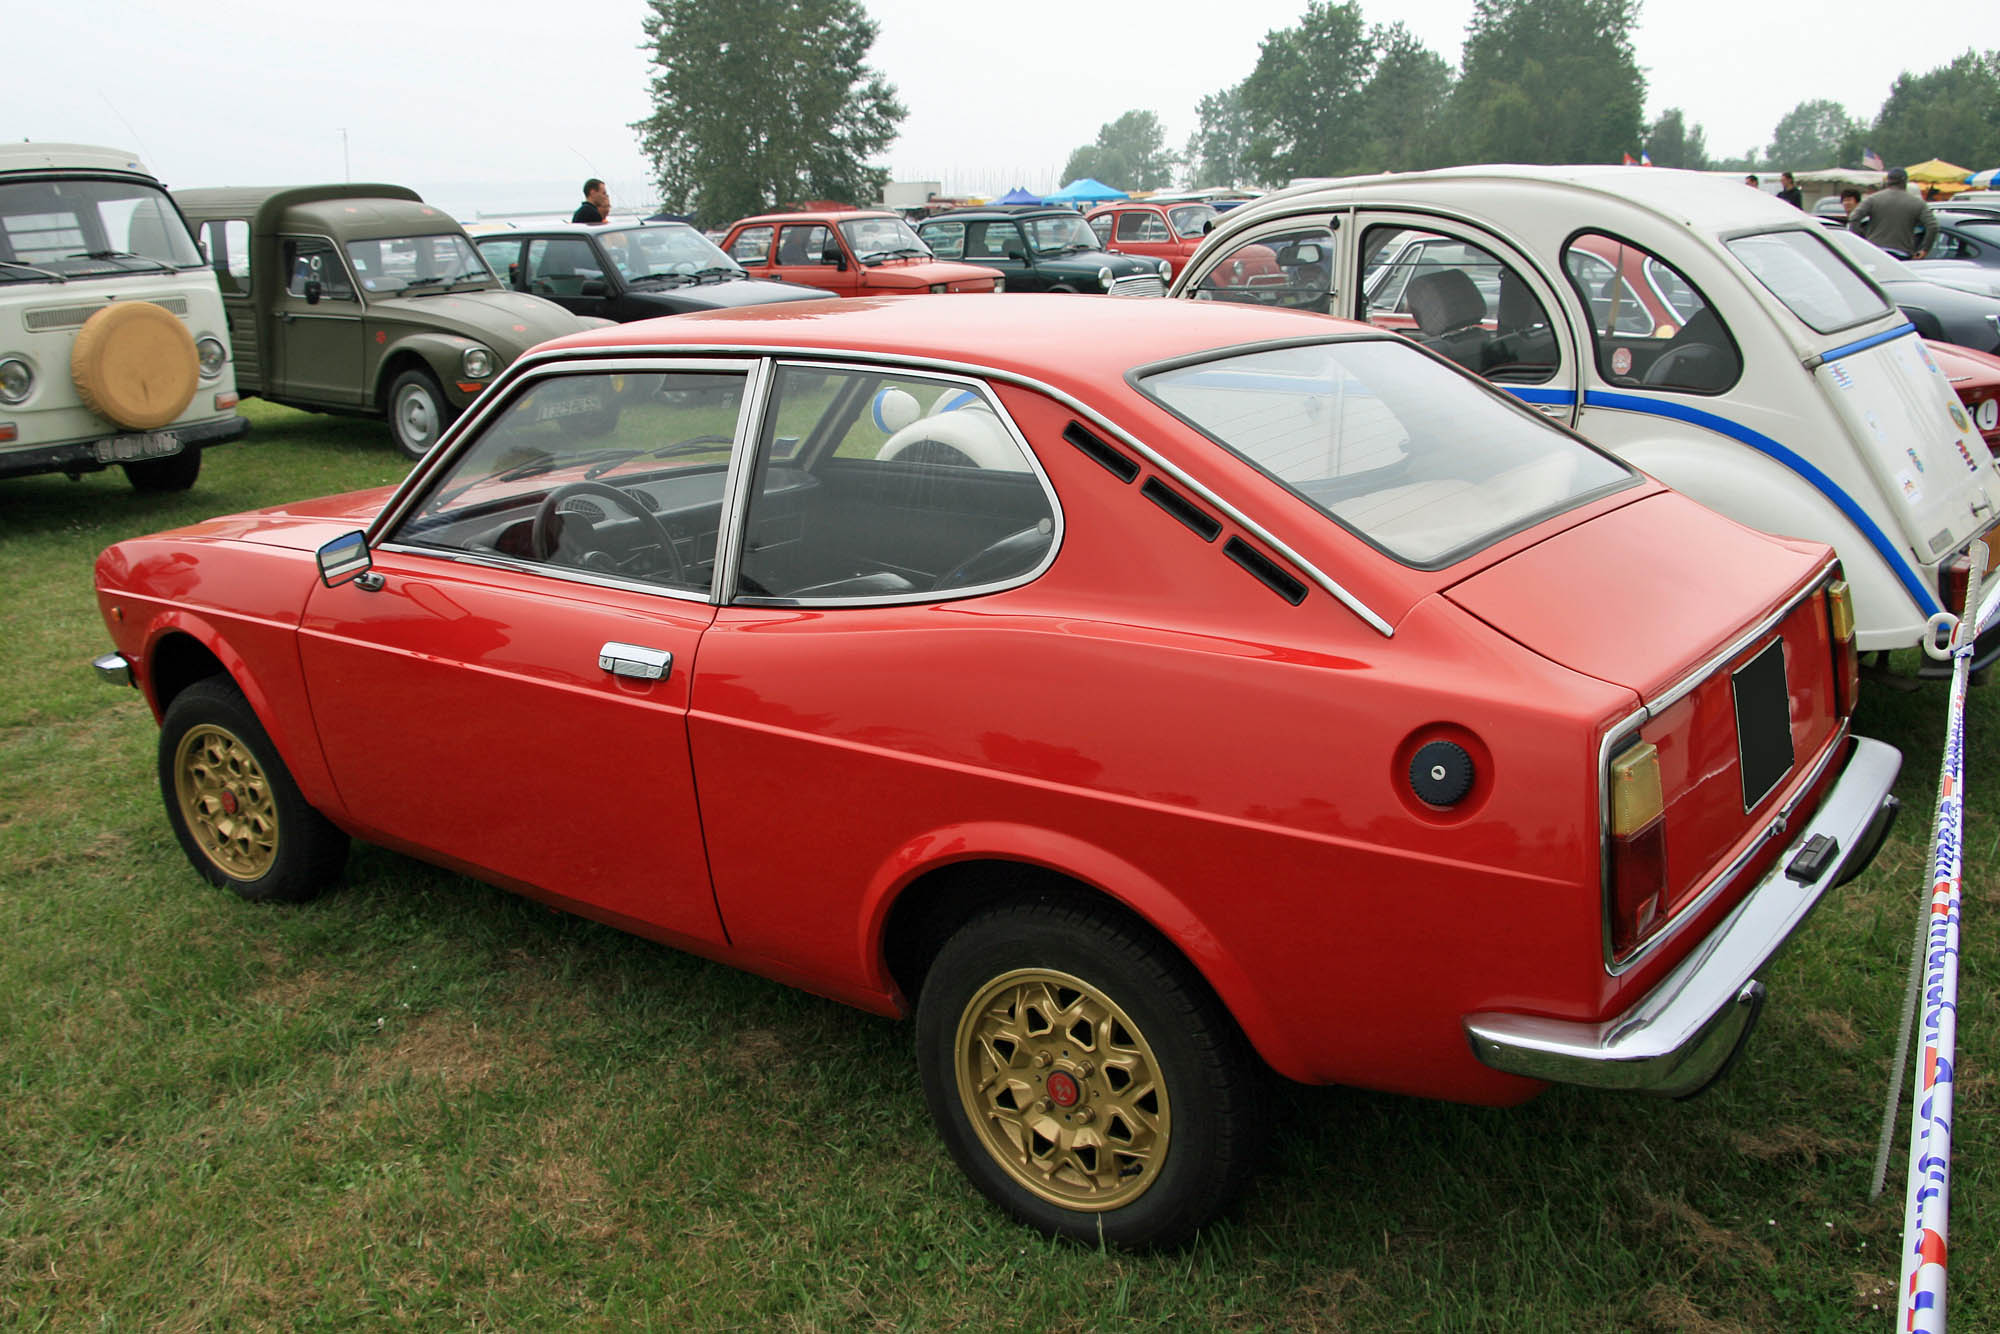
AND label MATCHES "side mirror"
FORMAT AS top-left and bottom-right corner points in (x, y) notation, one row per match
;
(825, 250), (847, 271)
(304, 279), (323, 306)
(579, 278), (609, 296)
(316, 530), (376, 589)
